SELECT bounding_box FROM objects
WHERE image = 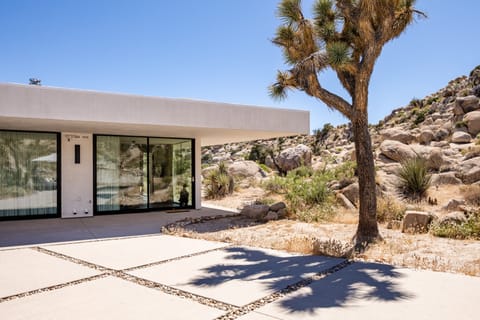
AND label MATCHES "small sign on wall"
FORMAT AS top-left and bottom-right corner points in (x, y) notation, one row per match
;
(74, 144), (81, 164)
